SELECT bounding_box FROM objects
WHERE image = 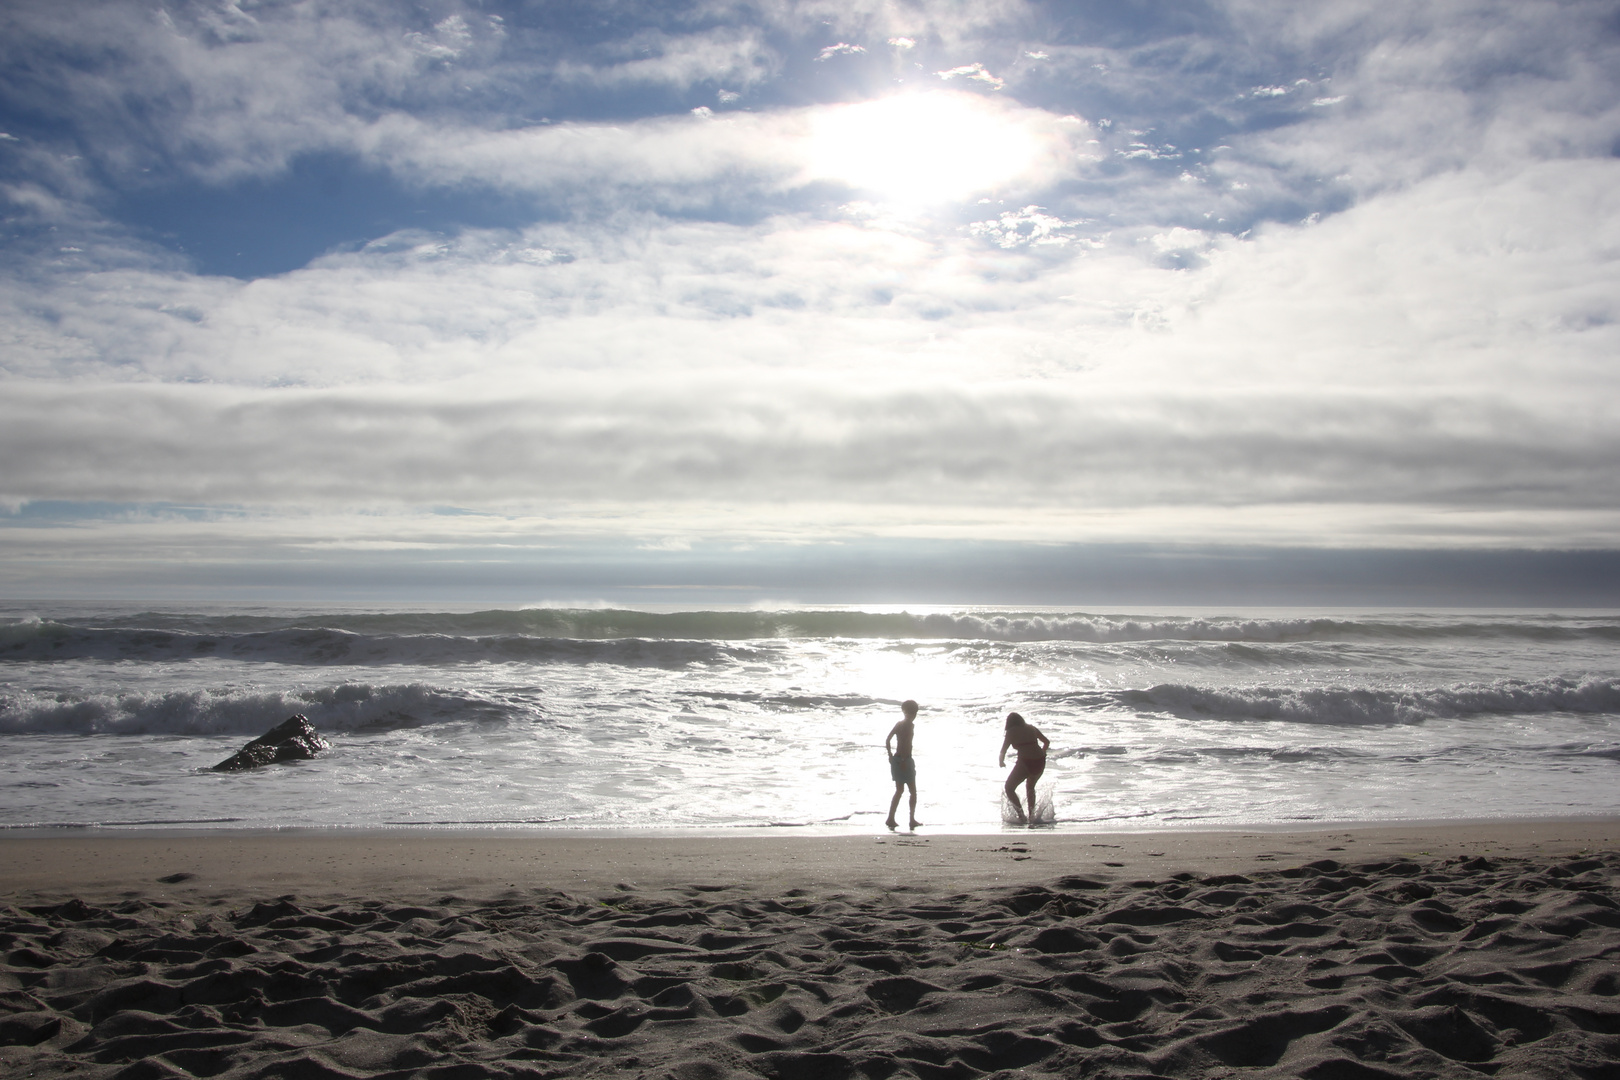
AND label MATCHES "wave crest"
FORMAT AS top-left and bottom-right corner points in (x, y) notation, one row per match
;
(1114, 676), (1620, 725)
